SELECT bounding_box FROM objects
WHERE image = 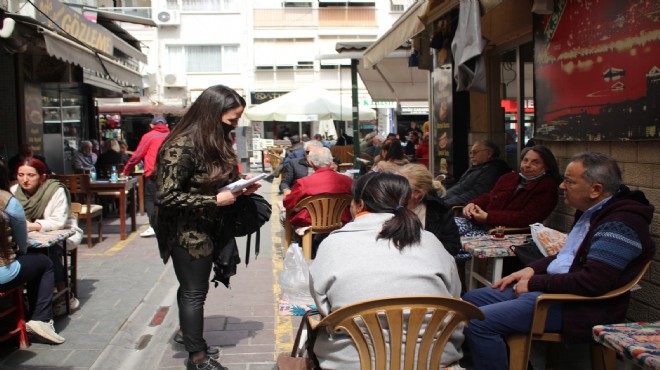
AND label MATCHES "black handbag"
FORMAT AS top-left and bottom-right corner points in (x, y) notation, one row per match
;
(509, 238), (545, 266)
(224, 193), (272, 264)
